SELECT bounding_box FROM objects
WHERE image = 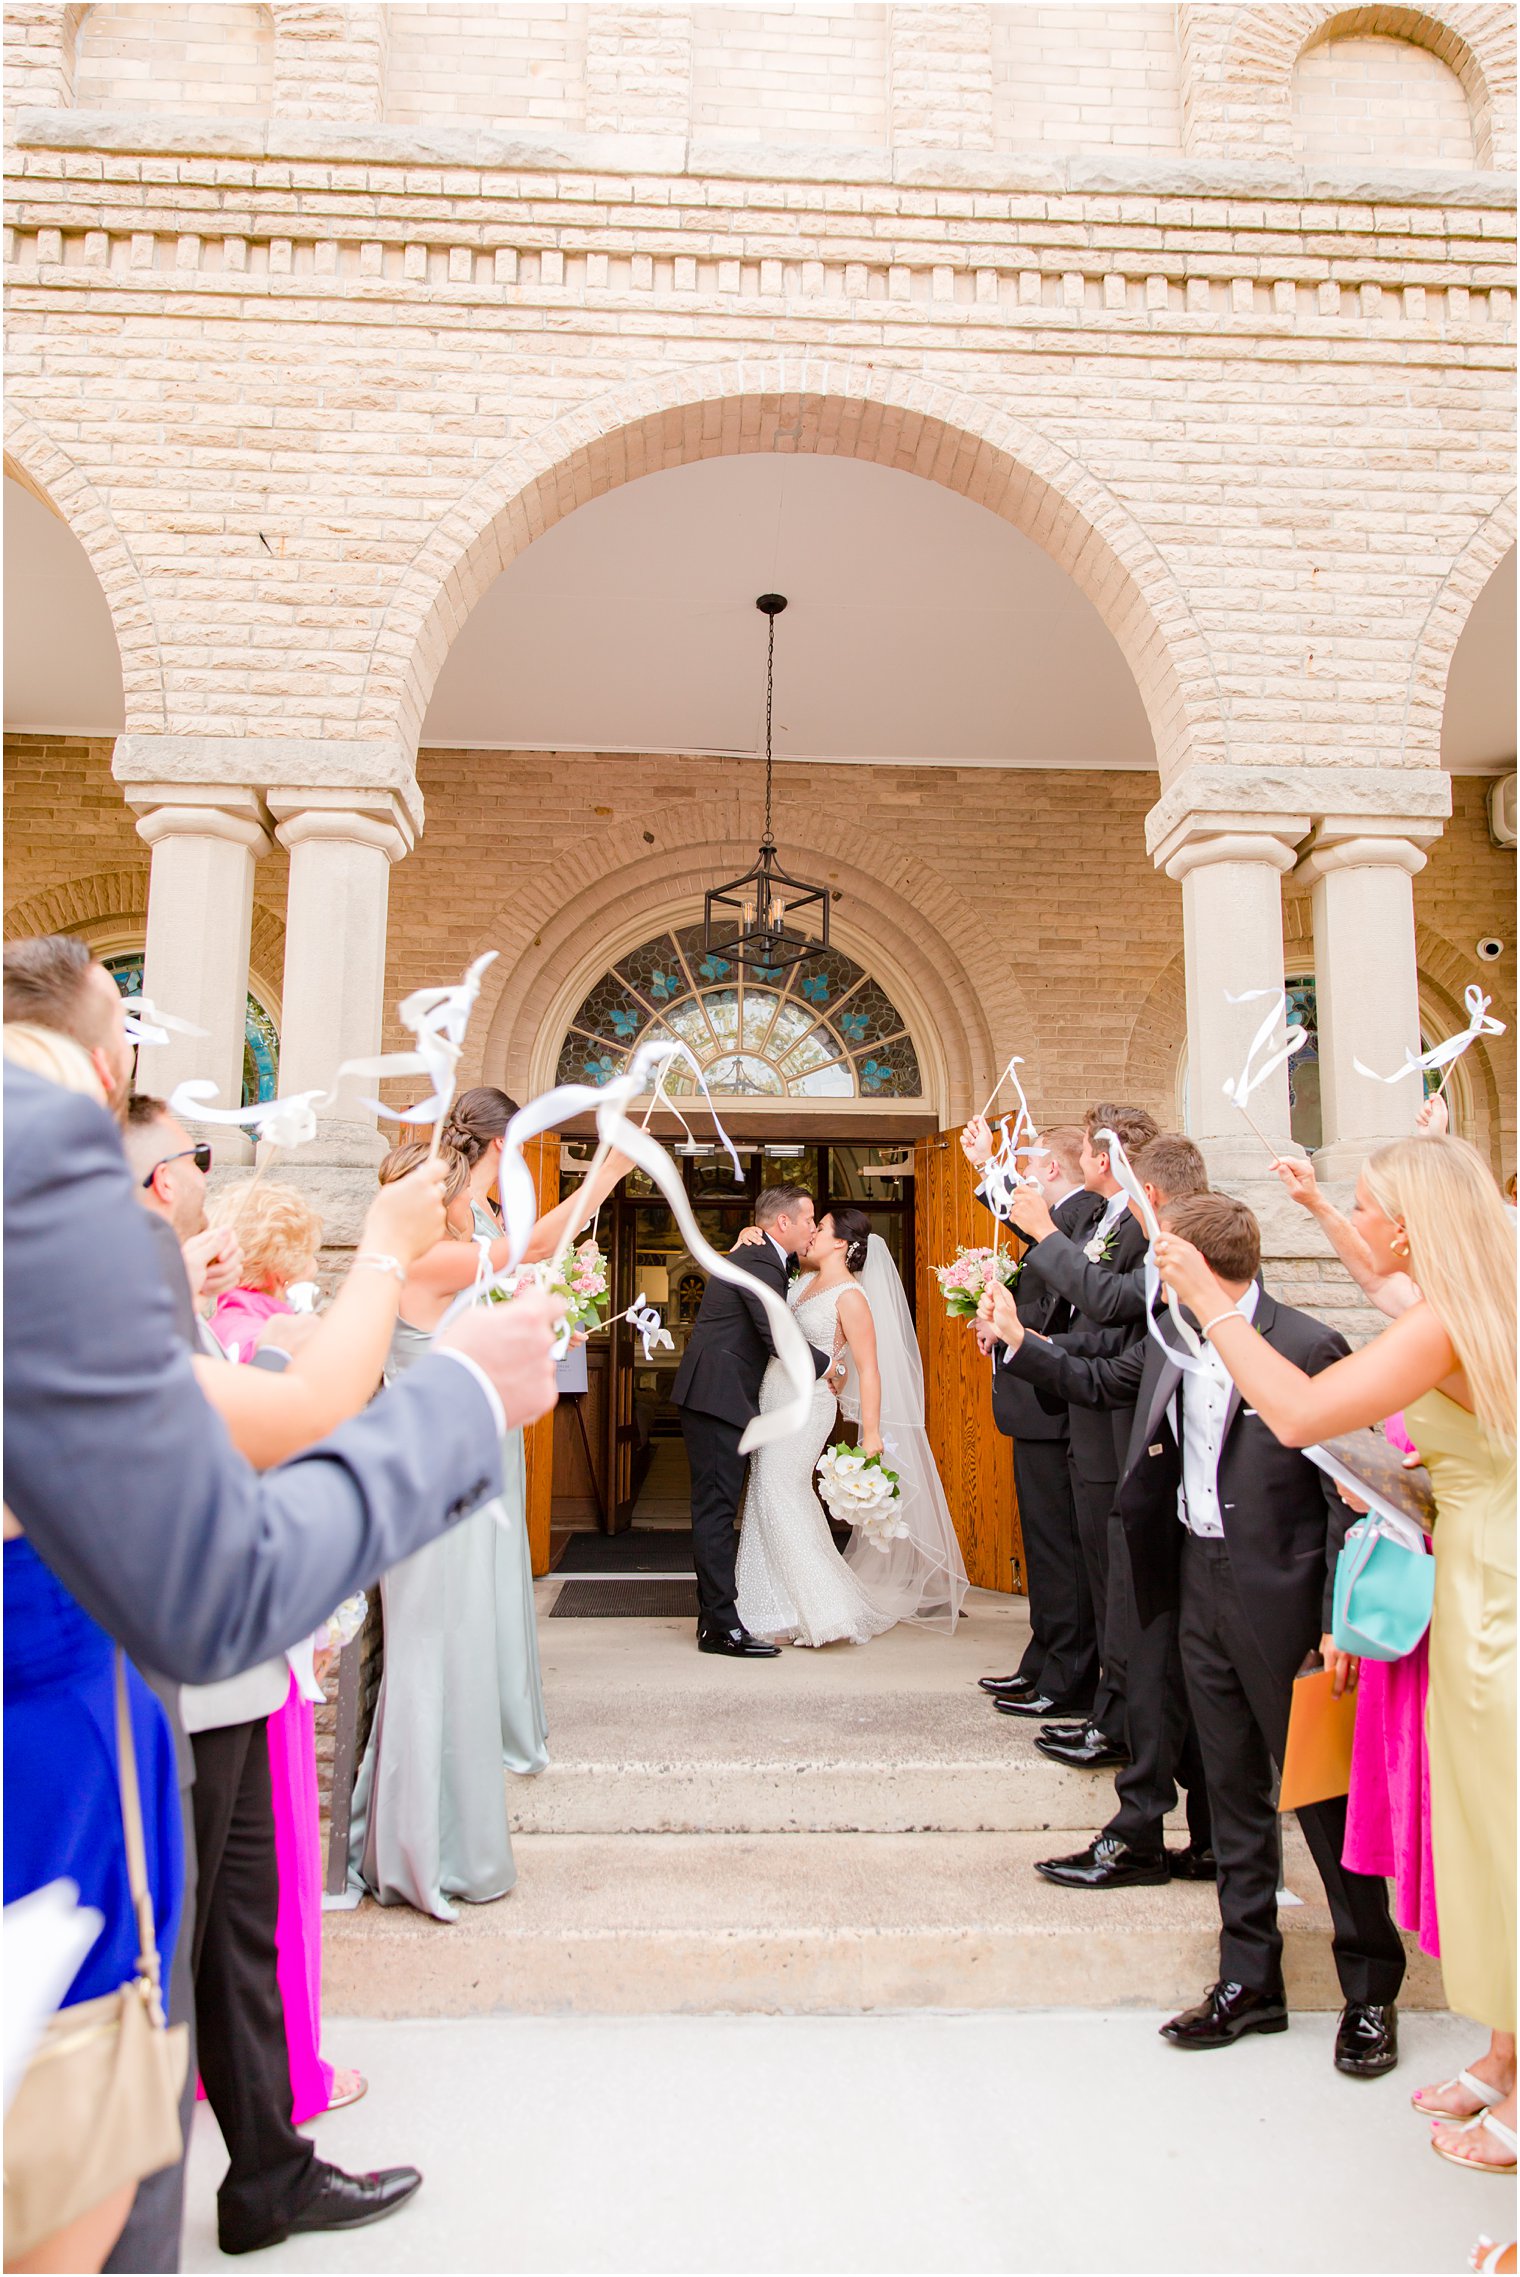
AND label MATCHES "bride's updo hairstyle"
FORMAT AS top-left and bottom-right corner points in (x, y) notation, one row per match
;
(830, 1206), (873, 1275)
(439, 1084), (520, 1167)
